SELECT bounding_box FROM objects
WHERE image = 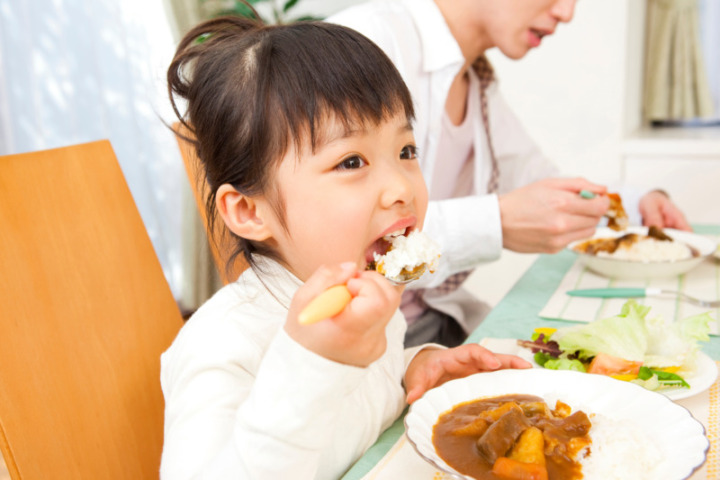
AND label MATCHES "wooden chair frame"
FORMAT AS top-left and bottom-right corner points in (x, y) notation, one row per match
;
(0, 141), (183, 479)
